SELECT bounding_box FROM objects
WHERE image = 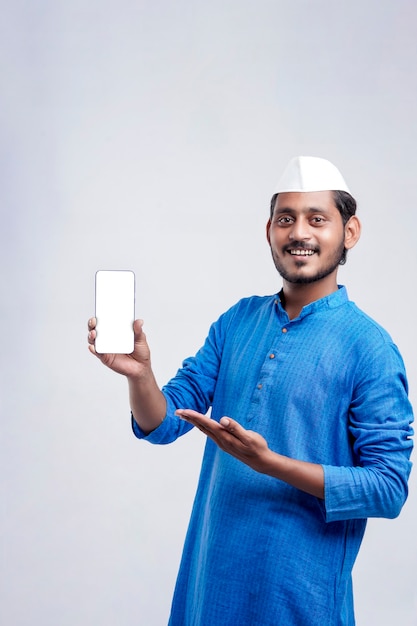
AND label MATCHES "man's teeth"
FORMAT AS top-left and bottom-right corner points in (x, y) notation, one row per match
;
(290, 249), (315, 256)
